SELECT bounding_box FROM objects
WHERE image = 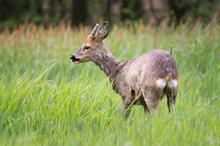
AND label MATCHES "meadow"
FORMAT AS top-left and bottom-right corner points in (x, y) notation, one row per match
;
(0, 21), (220, 146)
